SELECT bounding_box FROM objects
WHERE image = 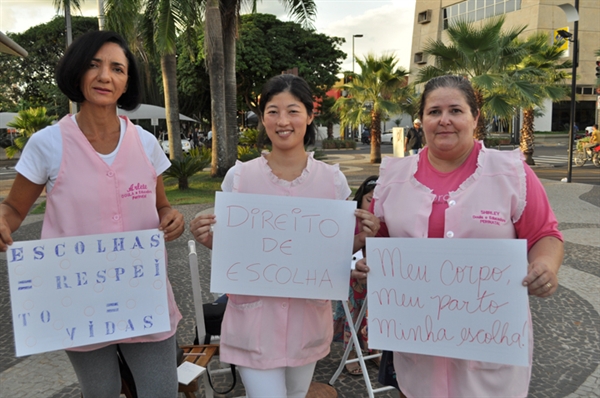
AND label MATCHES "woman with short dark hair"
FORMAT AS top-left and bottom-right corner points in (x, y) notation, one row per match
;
(0, 30), (184, 397)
